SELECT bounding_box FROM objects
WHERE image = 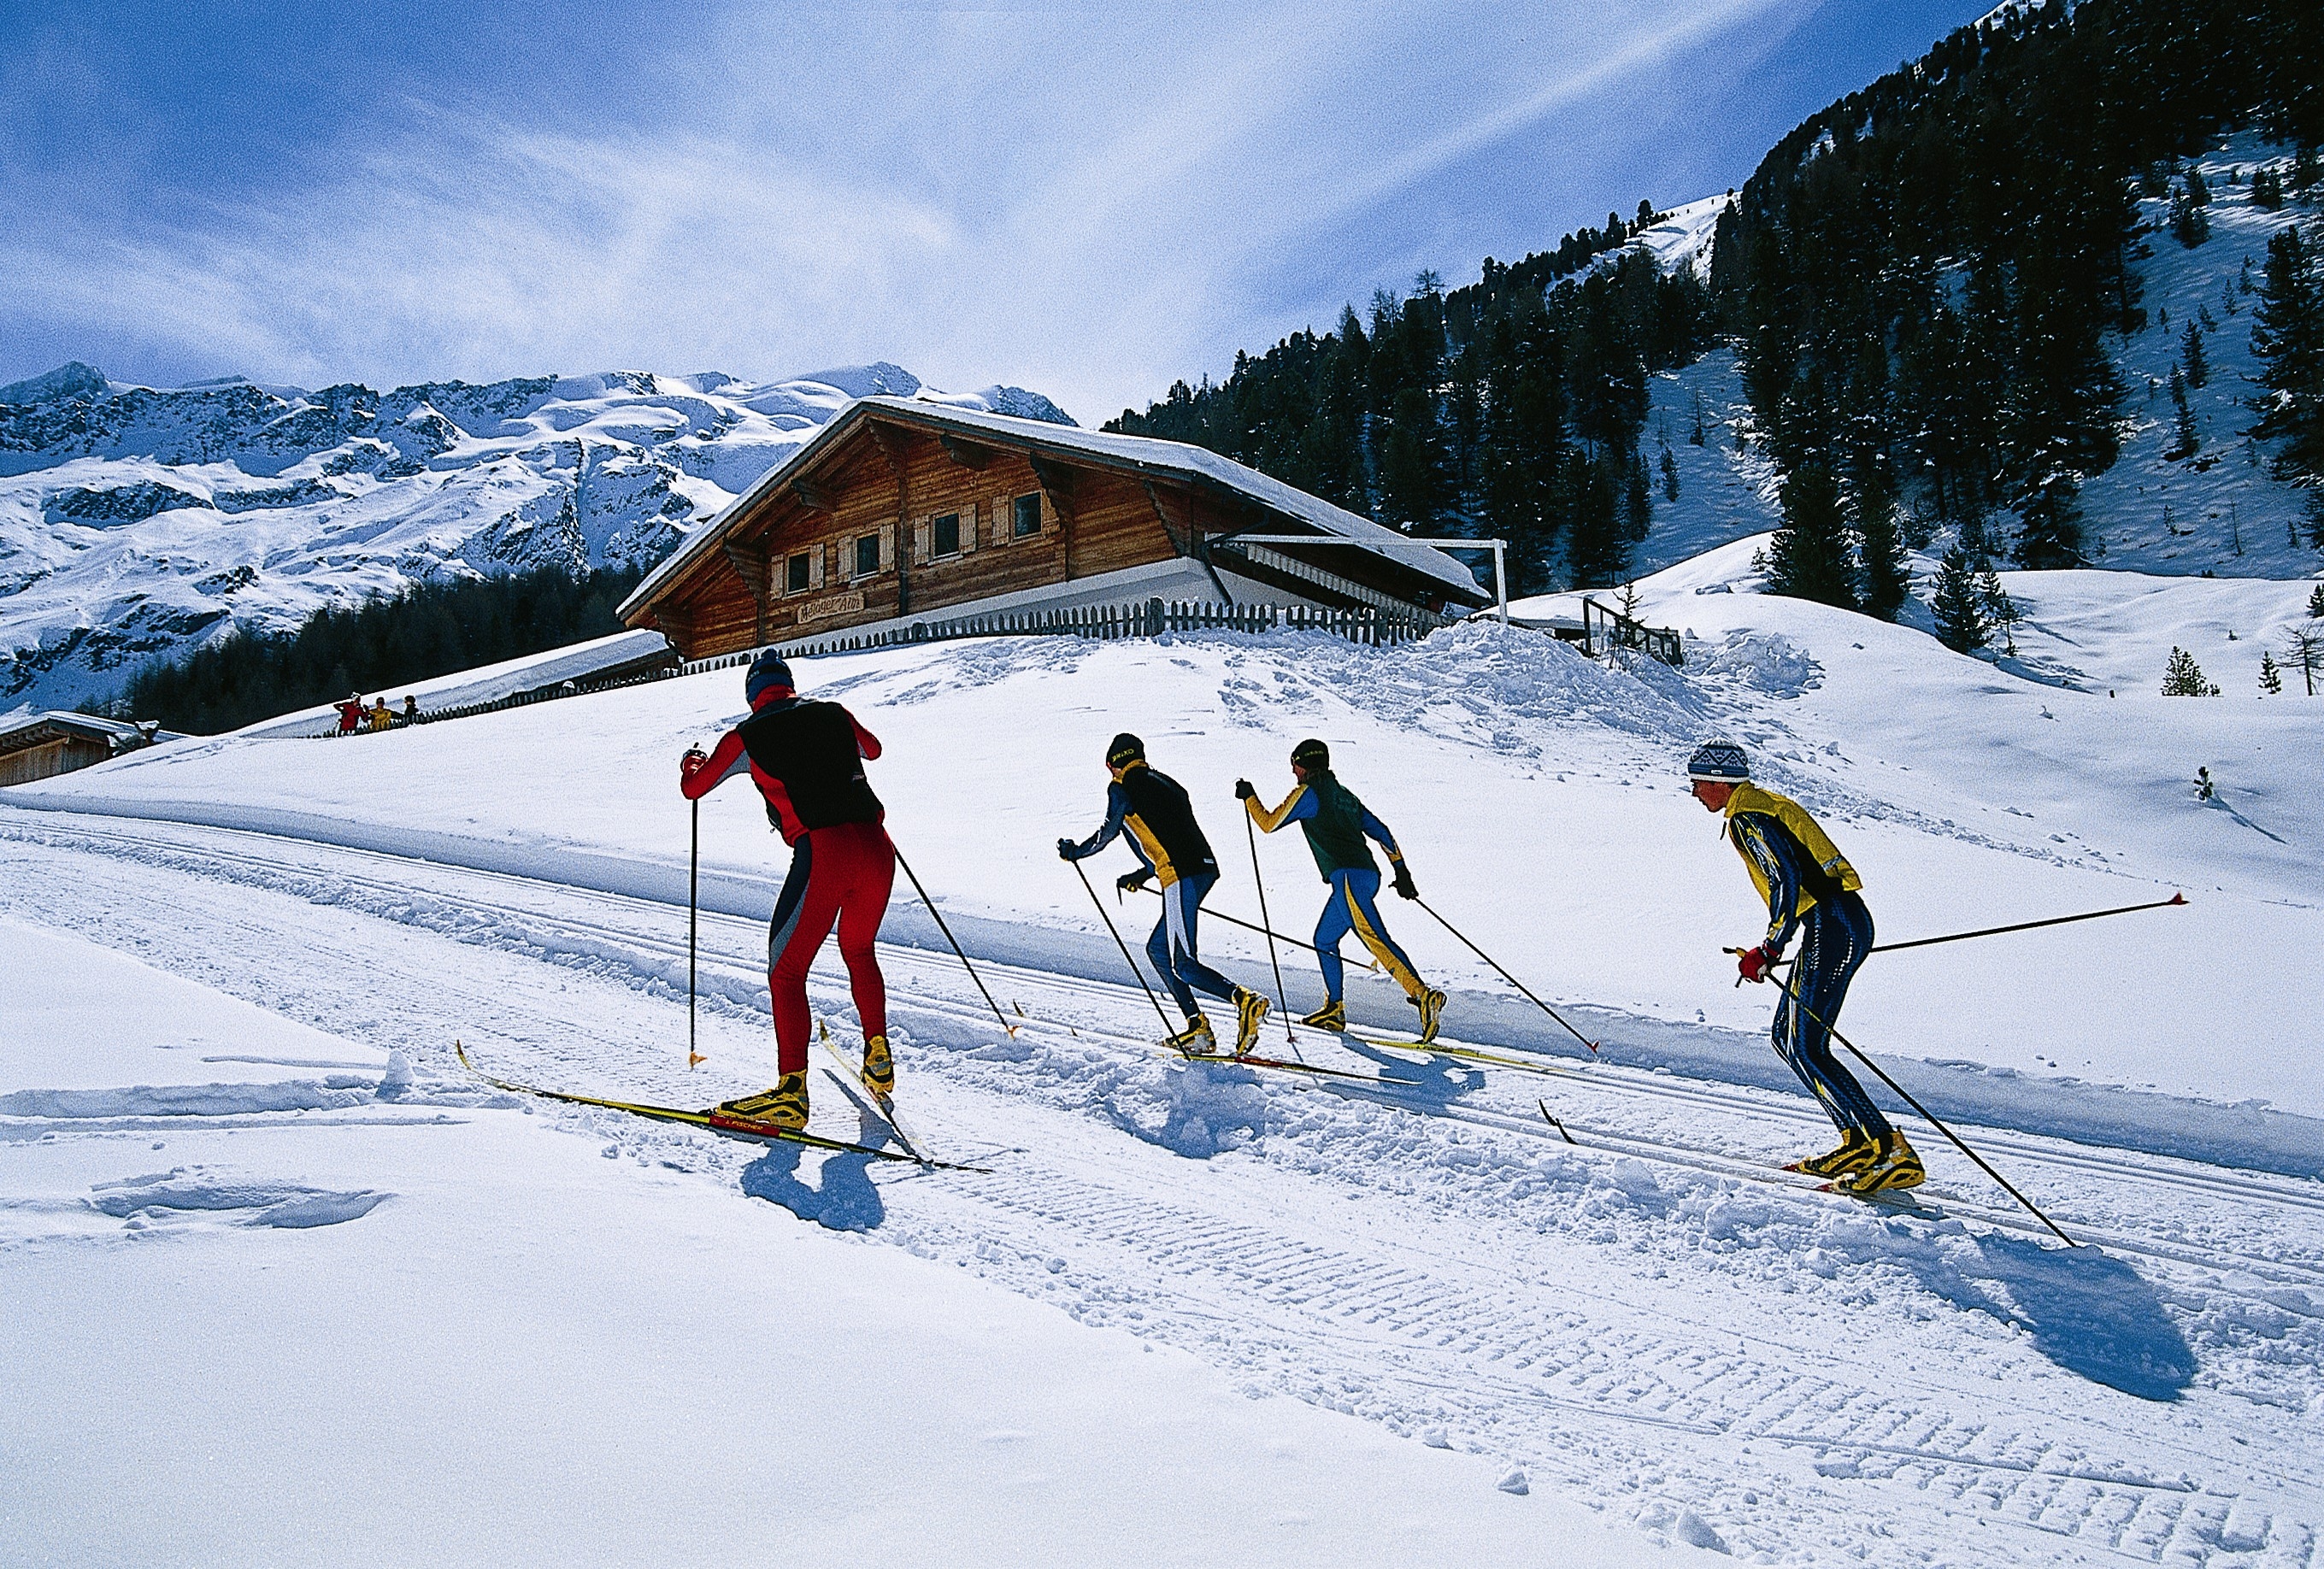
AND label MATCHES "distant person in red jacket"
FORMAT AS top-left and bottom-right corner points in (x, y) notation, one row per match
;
(680, 651), (895, 1131)
(336, 693), (364, 734)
